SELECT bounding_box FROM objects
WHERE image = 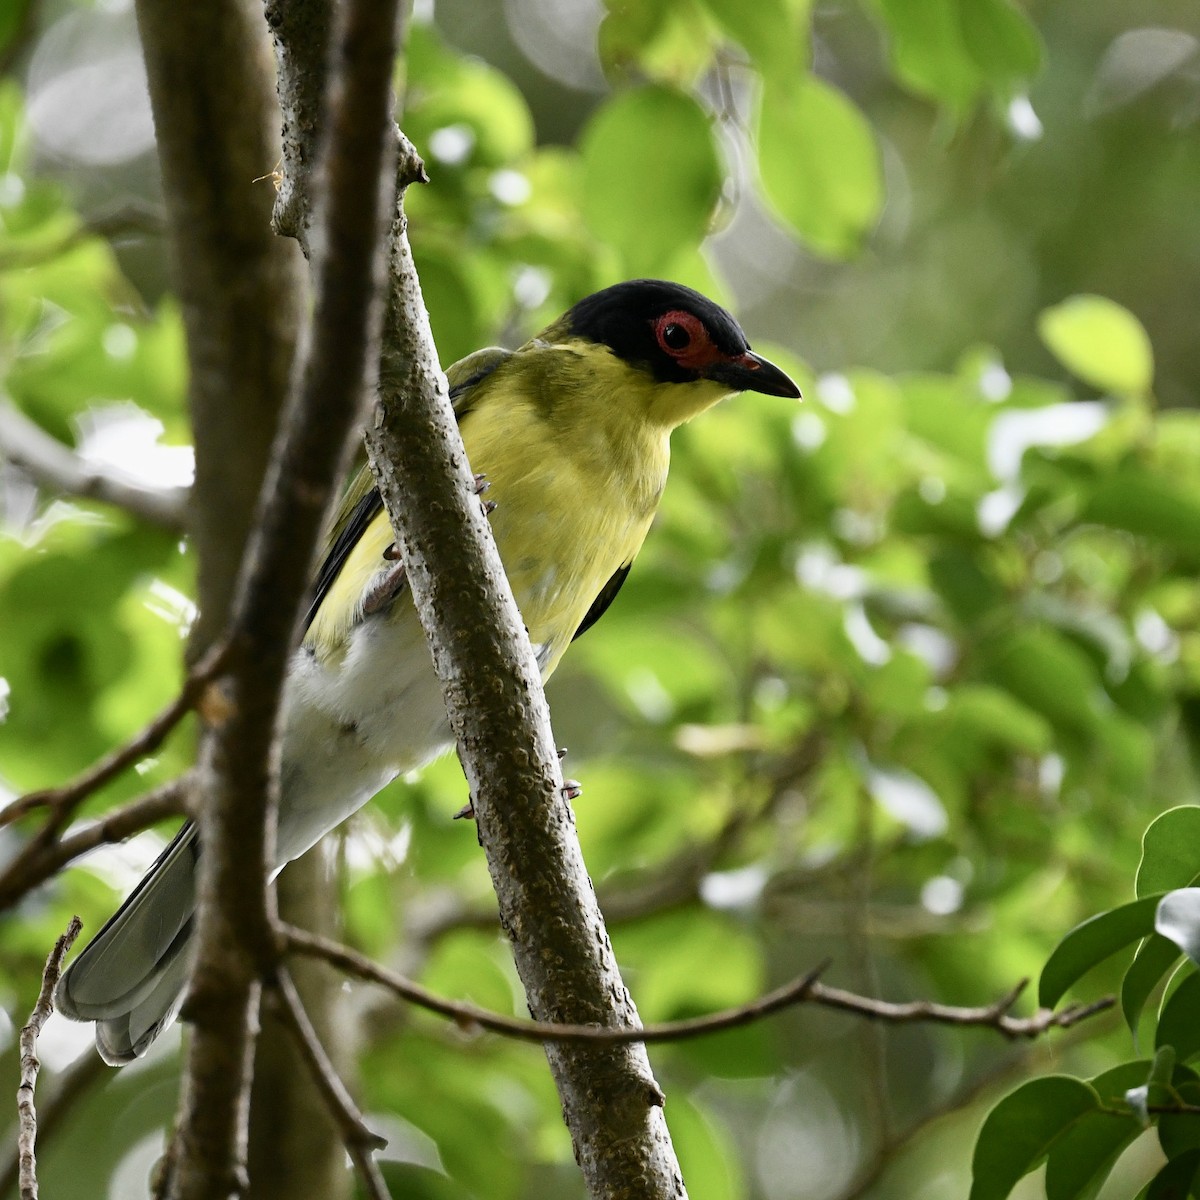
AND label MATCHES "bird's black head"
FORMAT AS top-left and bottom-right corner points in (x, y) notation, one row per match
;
(562, 279), (800, 399)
